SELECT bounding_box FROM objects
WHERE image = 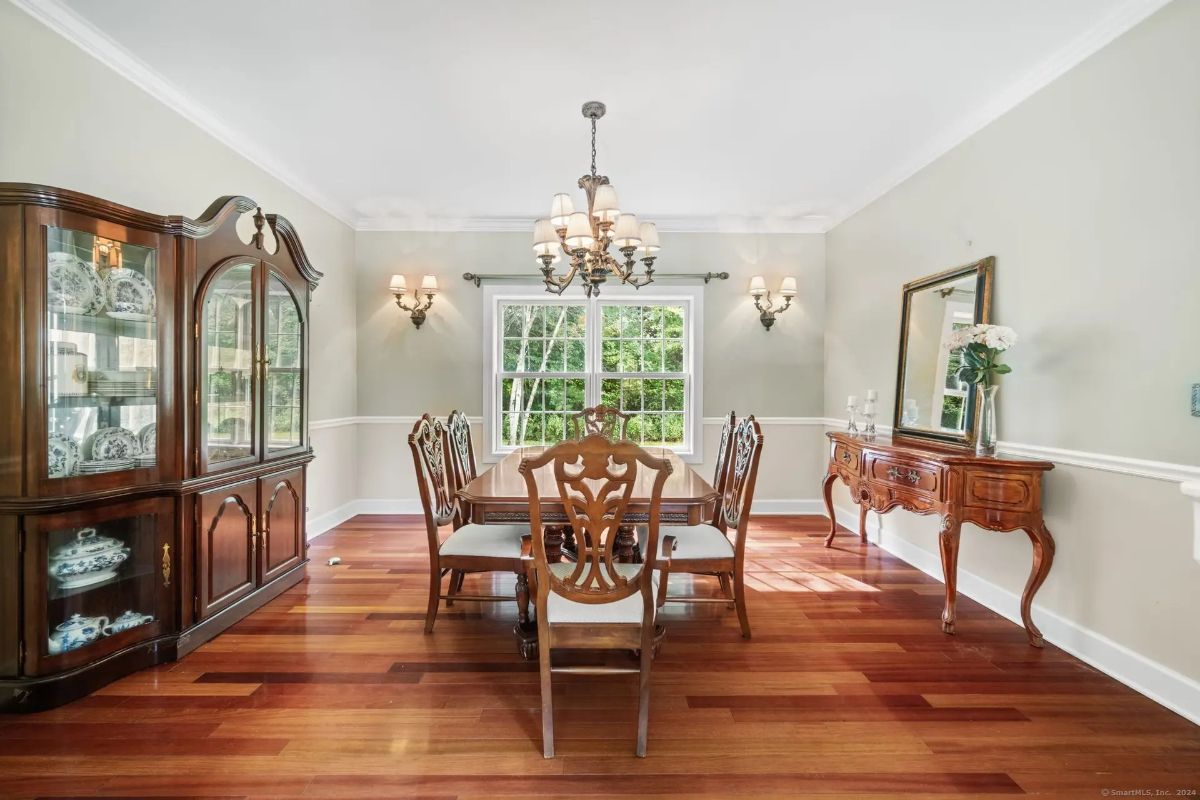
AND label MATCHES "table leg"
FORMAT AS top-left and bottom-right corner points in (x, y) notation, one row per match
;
(562, 527), (577, 560)
(543, 525), (564, 564)
(615, 526), (637, 563)
(822, 472), (838, 547)
(858, 503), (868, 544)
(1020, 524), (1055, 648)
(939, 515), (961, 635)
